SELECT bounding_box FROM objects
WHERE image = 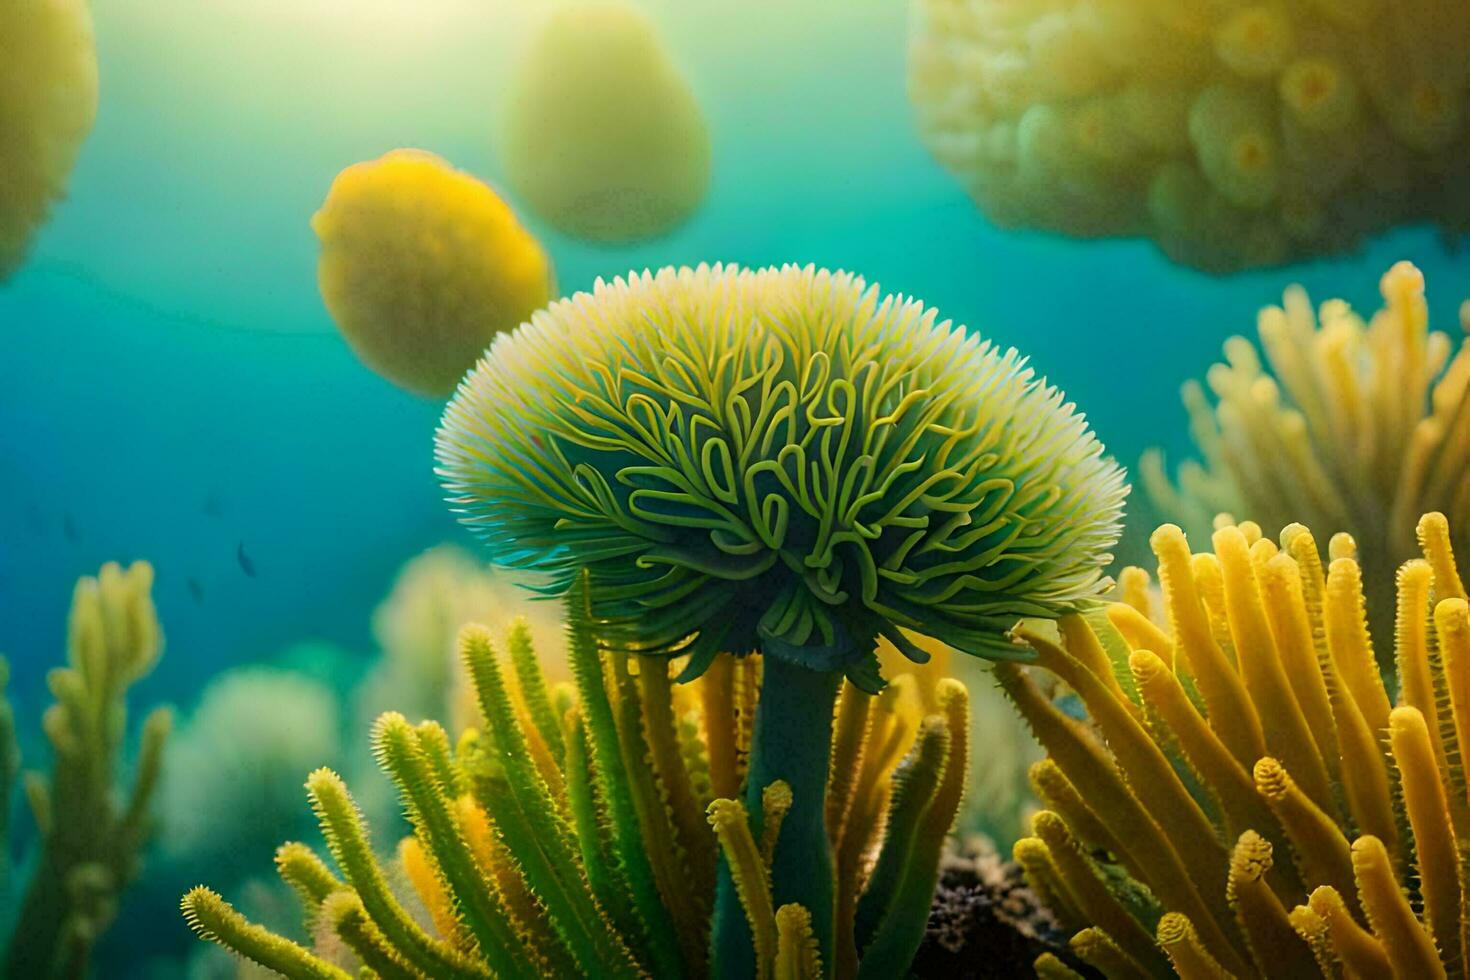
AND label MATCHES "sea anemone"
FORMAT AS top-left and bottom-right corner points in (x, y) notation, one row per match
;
(312, 149), (554, 398)
(908, 0), (1470, 273)
(181, 591), (975, 978)
(1143, 261), (1470, 656)
(500, 1), (710, 244)
(0, 0), (98, 281)
(2, 562), (171, 975)
(435, 261), (1125, 965)
(998, 511), (1470, 977)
